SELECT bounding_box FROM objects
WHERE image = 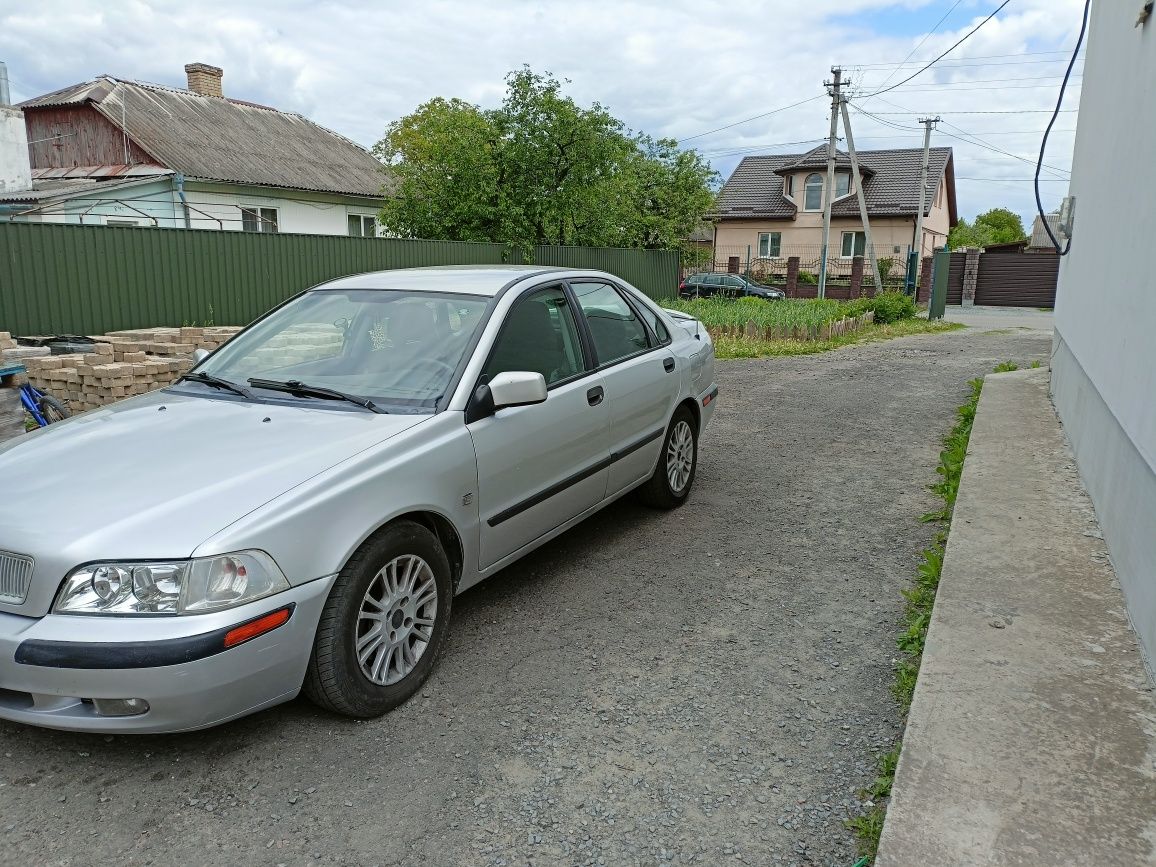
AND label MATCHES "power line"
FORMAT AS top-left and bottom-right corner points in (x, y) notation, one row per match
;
(866, 0), (964, 96)
(957, 176), (1069, 182)
(859, 72), (1082, 88)
(880, 81), (1083, 94)
(1036, 0), (1089, 255)
(676, 95), (826, 144)
(846, 50), (1072, 68)
(859, 0), (1012, 99)
(865, 109), (1078, 115)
